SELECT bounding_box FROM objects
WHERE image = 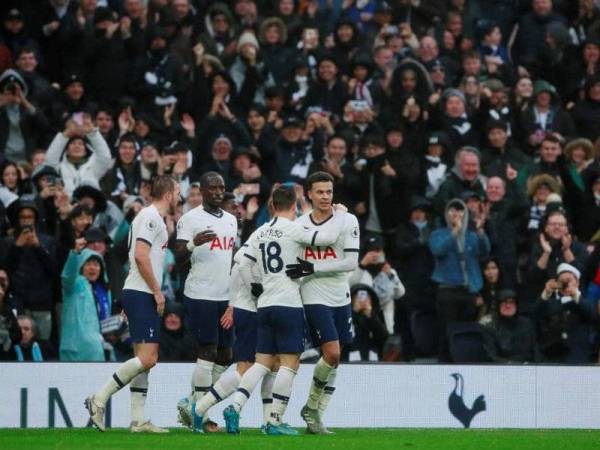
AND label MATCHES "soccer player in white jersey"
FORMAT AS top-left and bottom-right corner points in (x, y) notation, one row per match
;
(291, 171), (360, 434)
(189, 246), (277, 430)
(85, 175), (180, 433)
(221, 185), (346, 436)
(174, 172), (238, 432)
